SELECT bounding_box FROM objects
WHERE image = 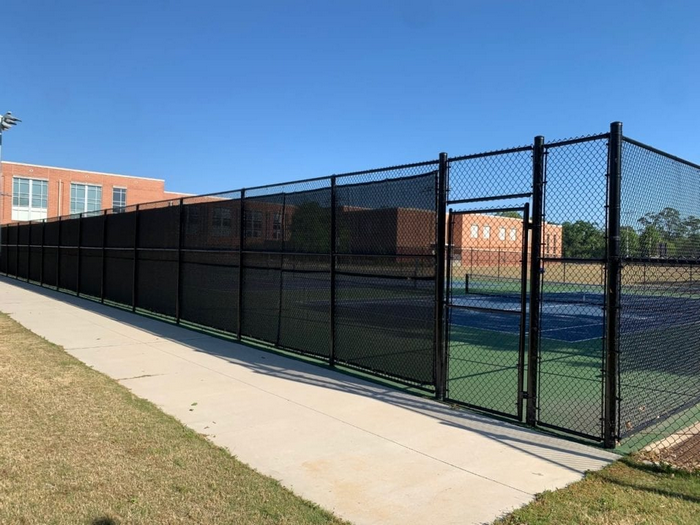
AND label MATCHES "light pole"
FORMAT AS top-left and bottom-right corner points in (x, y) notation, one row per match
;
(0, 112), (23, 262)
